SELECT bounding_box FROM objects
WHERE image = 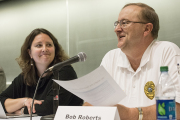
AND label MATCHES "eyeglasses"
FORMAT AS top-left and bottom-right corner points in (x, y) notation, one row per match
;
(114, 19), (147, 28)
